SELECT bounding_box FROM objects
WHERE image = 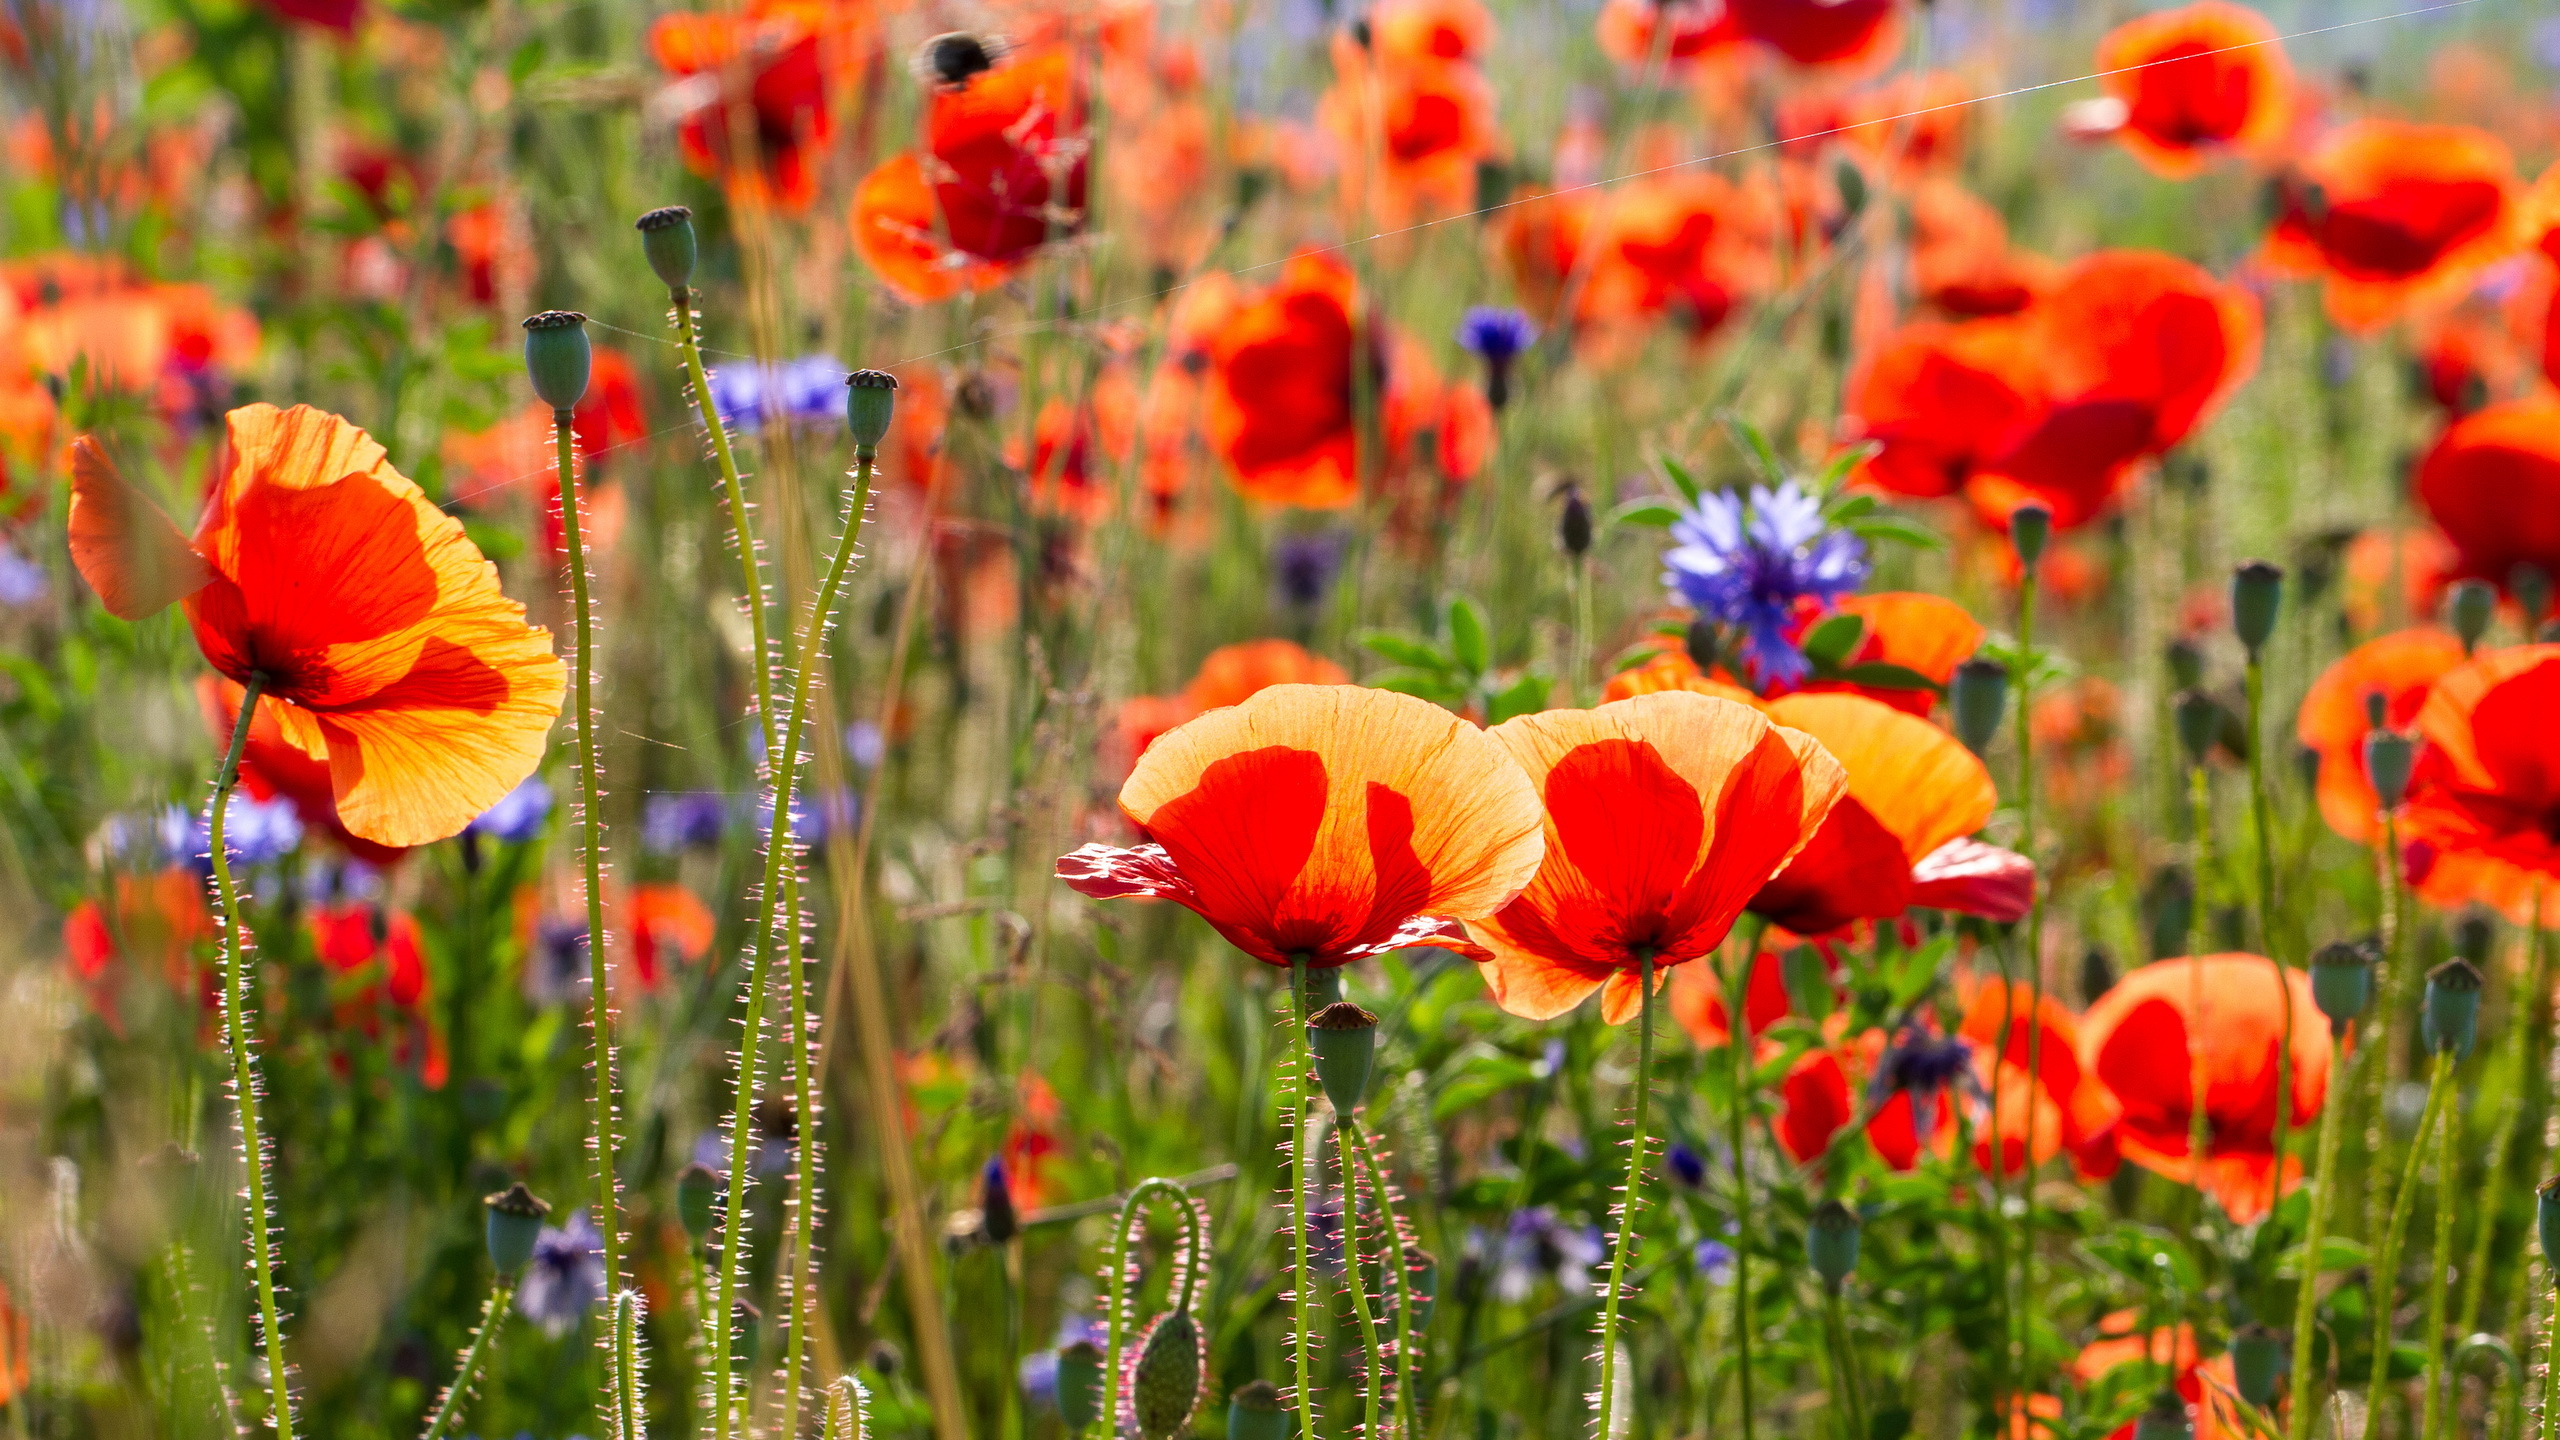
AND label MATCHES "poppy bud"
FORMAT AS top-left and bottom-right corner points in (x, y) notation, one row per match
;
(980, 1158), (1018, 1244)
(1304, 965), (1344, 1009)
(677, 1162), (723, 1241)
(1306, 1001), (1379, 1112)
(2515, 564), (2554, 628)
(1558, 484), (1593, 559)
(1055, 1340), (1105, 1432)
(2423, 959), (2484, 1059)
(484, 1181), (550, 1275)
(2455, 908), (2495, 963)
(2231, 561), (2284, 657)
(522, 311), (592, 412)
(2165, 637), (2205, 691)
(1227, 1380), (1292, 1440)
(1130, 1310), (1207, 1439)
(2293, 742), (2322, 792)
(1685, 617), (1724, 674)
(1805, 1199), (1860, 1291)
(2364, 730), (2415, 811)
(2448, 578), (2495, 654)
(2362, 690), (2388, 729)
(2009, 502), (2052, 573)
(845, 369), (899, 455)
(2230, 1325), (2285, 1407)
(1950, 657), (2009, 755)
(2145, 865), (2195, 961)
(2539, 1175), (2560, 1266)
(2174, 689), (2221, 765)
(635, 205), (697, 291)
(2134, 1390), (2193, 1440)
(2310, 939), (2379, 1037)
(1667, 1142), (1707, 1188)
